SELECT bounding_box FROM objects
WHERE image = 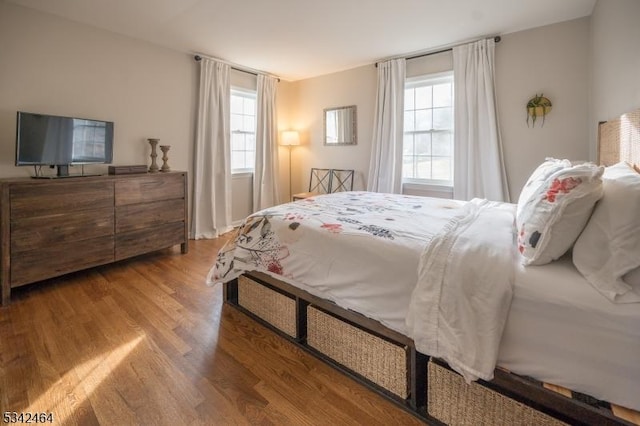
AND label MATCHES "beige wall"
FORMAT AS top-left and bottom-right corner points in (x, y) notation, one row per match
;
(285, 52), (452, 197)
(0, 3), (196, 180)
(406, 51), (452, 78)
(0, 3), (295, 223)
(589, 0), (640, 160)
(495, 17), (590, 198)
(289, 18), (591, 200)
(2, 3), (616, 216)
(285, 66), (377, 195)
